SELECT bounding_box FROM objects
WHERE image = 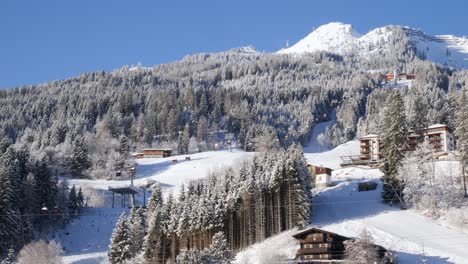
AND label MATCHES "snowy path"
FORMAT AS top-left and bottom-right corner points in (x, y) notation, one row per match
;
(314, 181), (468, 263)
(66, 150), (254, 194)
(303, 112), (335, 153)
